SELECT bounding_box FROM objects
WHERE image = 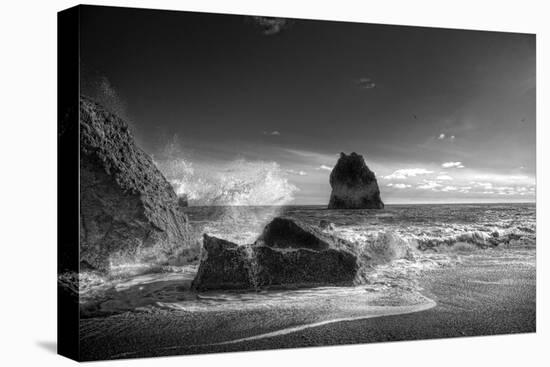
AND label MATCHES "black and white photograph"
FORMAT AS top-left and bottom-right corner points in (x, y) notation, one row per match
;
(54, 4), (540, 361)
(5, 1), (550, 366)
